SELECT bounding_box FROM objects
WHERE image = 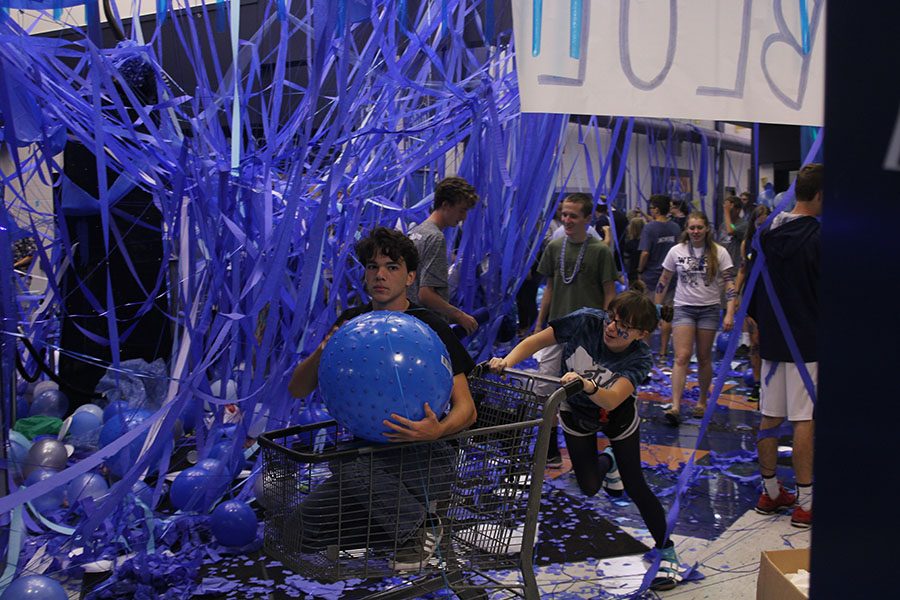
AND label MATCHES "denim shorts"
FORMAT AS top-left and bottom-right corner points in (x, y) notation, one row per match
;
(672, 304), (721, 330)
